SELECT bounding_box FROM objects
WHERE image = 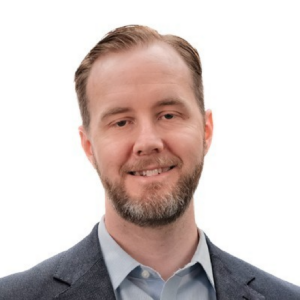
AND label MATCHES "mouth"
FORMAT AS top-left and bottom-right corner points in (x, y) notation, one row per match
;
(128, 166), (176, 177)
